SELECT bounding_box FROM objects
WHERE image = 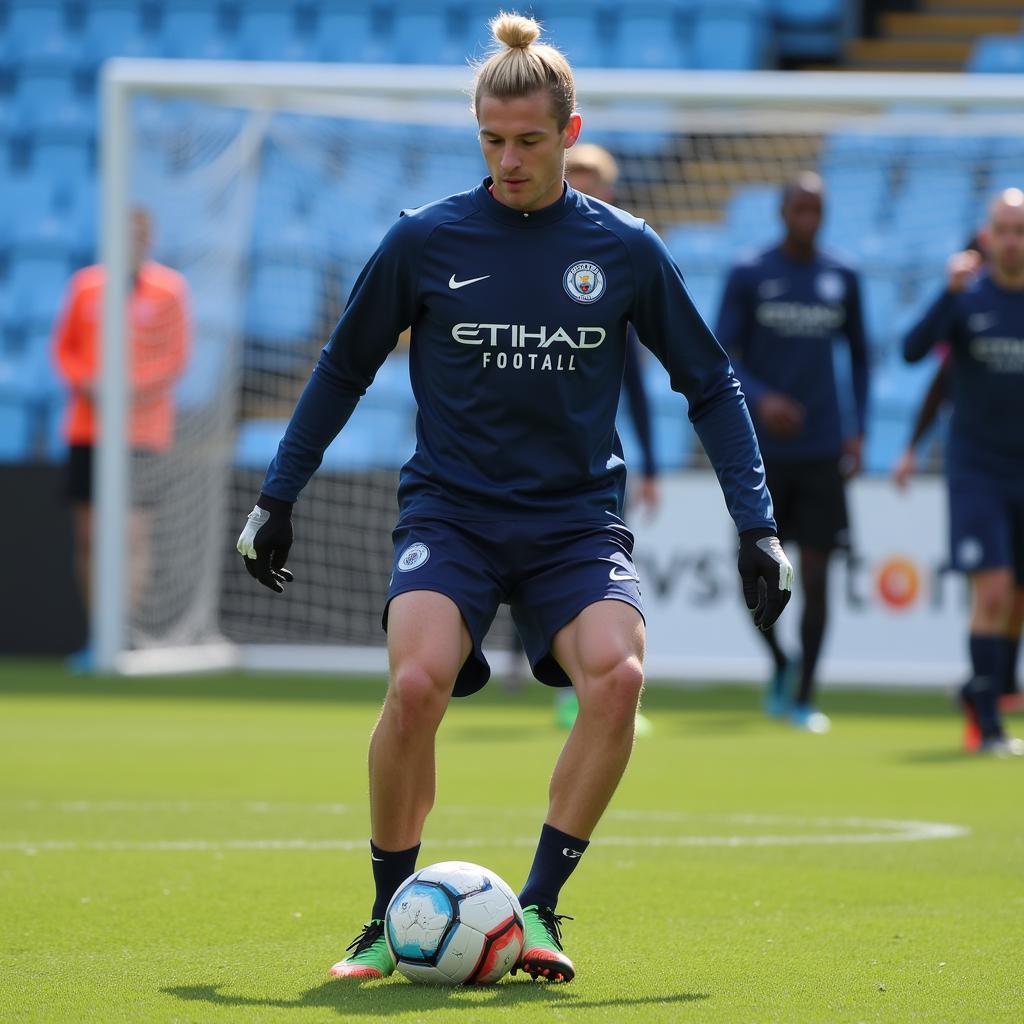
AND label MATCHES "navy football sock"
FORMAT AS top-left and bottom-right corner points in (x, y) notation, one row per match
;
(965, 635), (1008, 740)
(519, 823), (589, 912)
(370, 840), (420, 920)
(1003, 634), (1020, 696)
